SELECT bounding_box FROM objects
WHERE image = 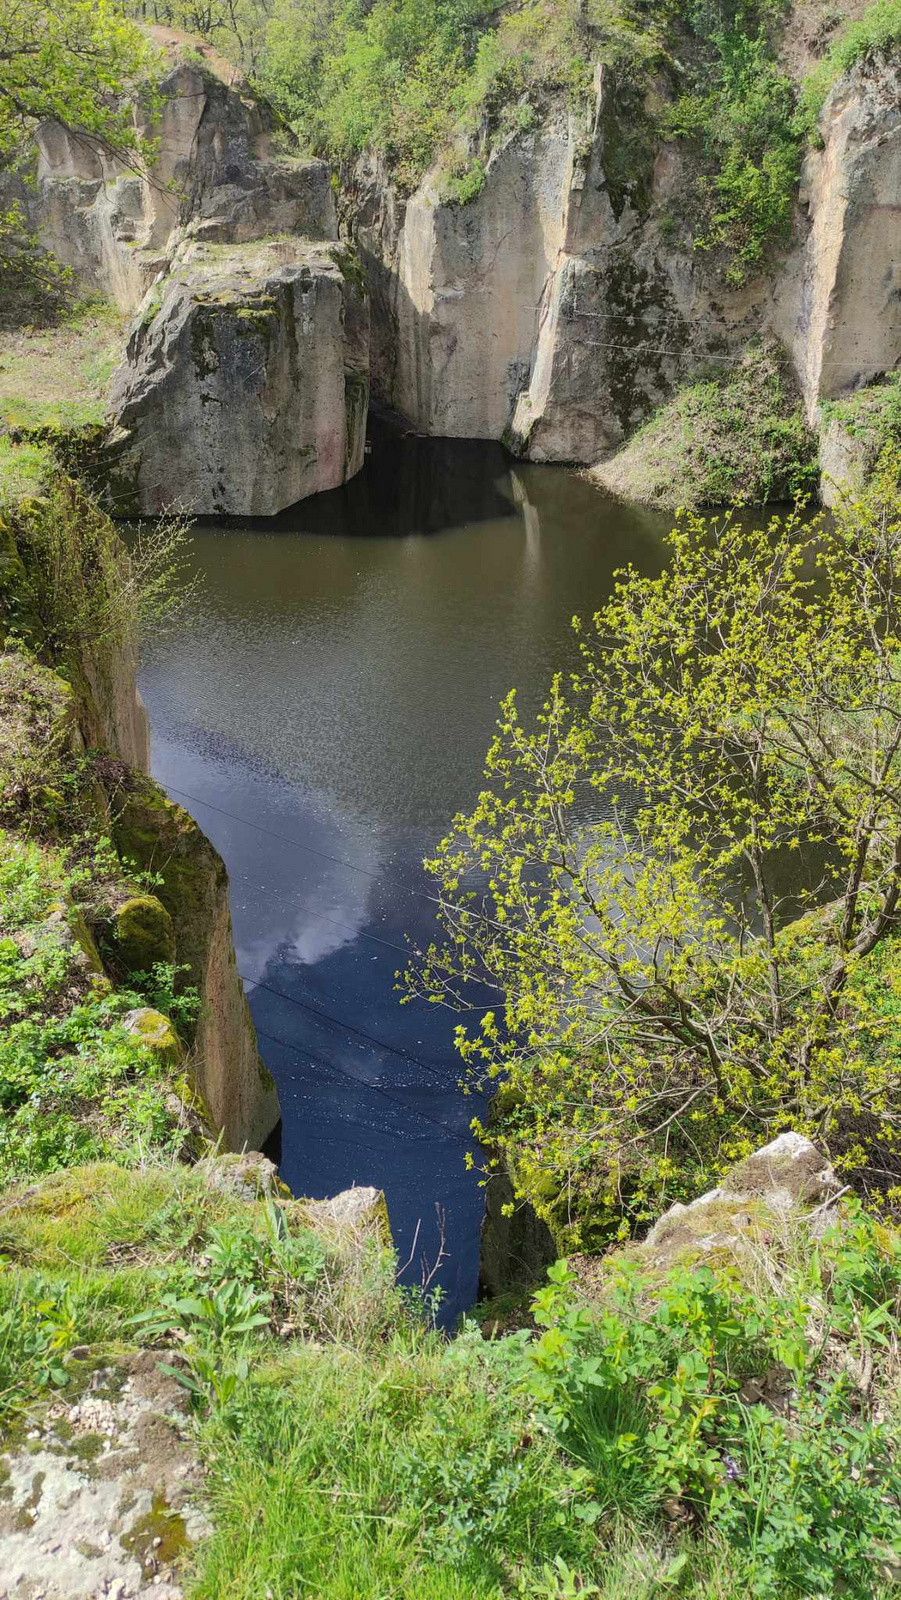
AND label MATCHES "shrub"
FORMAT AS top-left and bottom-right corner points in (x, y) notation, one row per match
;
(411, 454), (901, 1242)
(527, 1217), (901, 1597)
(666, 30), (800, 285)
